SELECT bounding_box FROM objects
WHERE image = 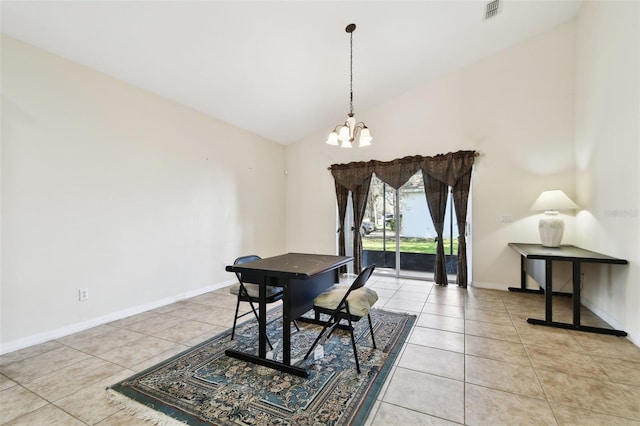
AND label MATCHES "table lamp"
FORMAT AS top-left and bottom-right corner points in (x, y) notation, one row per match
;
(530, 190), (578, 247)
